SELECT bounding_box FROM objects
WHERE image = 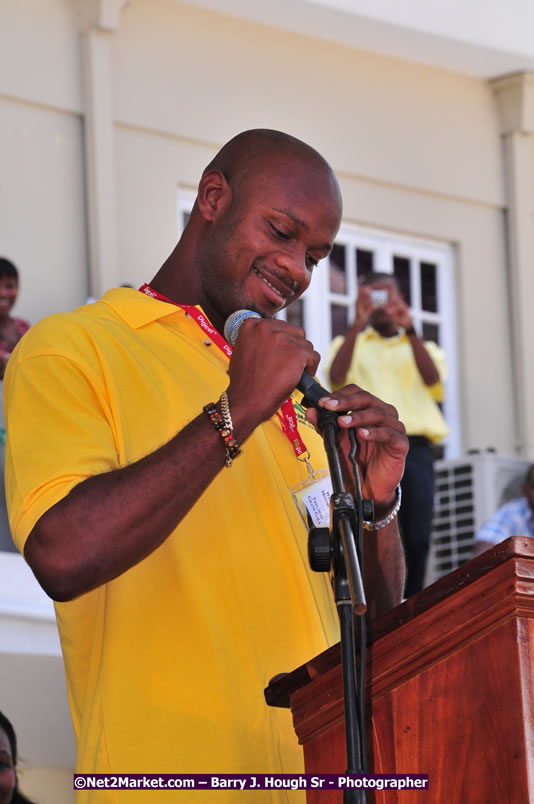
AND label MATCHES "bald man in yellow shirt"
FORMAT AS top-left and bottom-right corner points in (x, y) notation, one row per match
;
(5, 131), (407, 802)
(324, 272), (448, 597)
